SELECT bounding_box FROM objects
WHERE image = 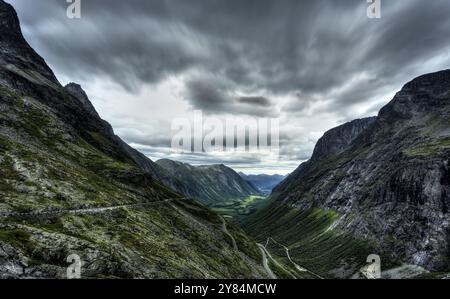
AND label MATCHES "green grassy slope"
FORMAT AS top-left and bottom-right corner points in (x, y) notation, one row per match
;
(211, 195), (269, 221)
(243, 199), (381, 278)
